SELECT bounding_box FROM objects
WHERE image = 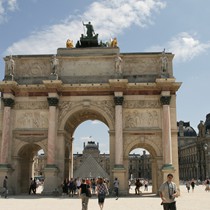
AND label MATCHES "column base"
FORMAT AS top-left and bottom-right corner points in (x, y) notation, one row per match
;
(161, 164), (175, 182)
(112, 167), (127, 195)
(162, 164), (174, 171)
(0, 164), (13, 175)
(114, 164), (125, 169)
(42, 164), (59, 195)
